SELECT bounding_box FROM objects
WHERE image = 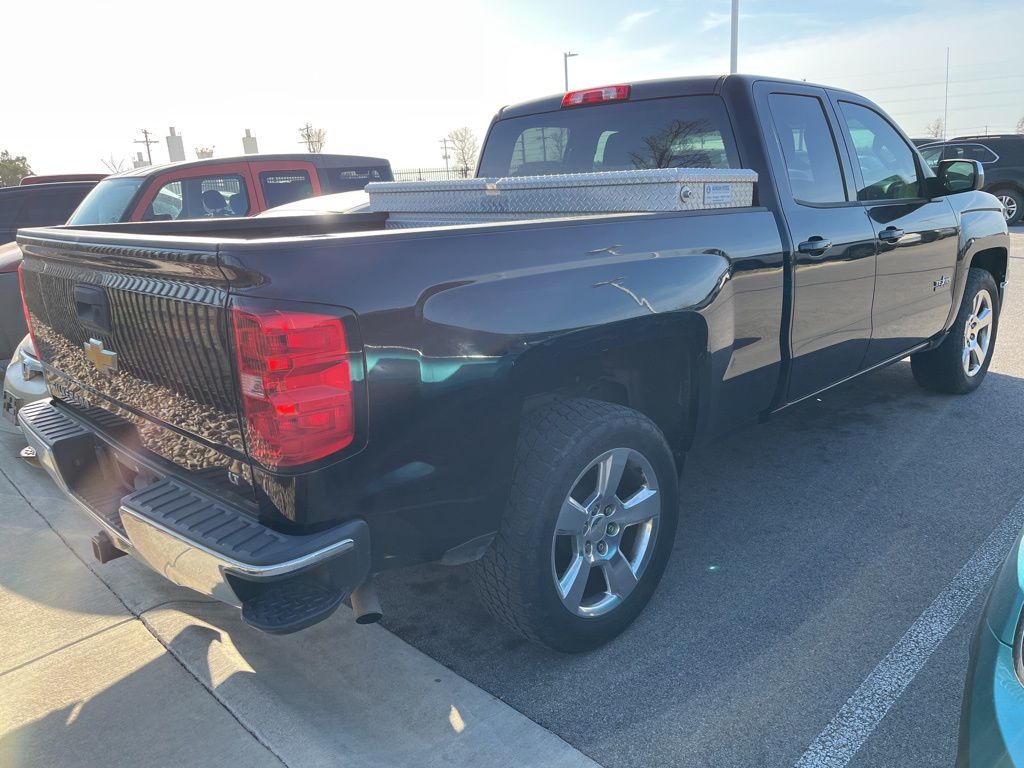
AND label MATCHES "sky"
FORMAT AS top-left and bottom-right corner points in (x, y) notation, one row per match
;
(6, 0), (1023, 174)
